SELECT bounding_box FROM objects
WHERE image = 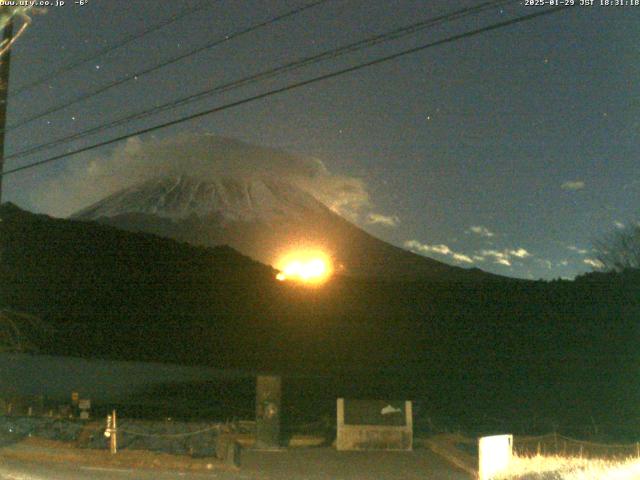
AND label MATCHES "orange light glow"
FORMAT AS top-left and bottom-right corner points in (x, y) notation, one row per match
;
(275, 250), (333, 284)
